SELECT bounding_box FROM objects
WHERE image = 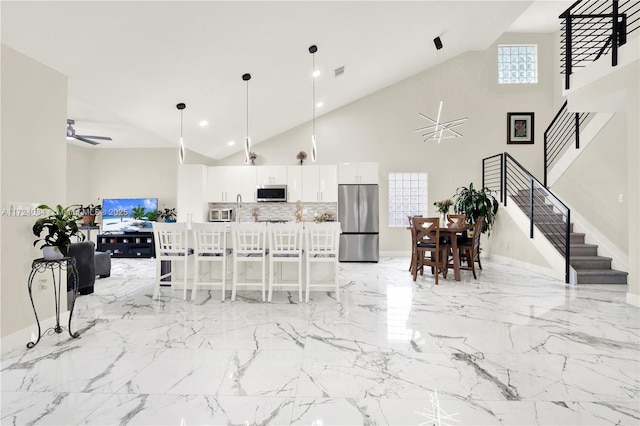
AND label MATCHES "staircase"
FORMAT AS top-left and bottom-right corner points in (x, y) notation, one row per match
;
(511, 189), (627, 284)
